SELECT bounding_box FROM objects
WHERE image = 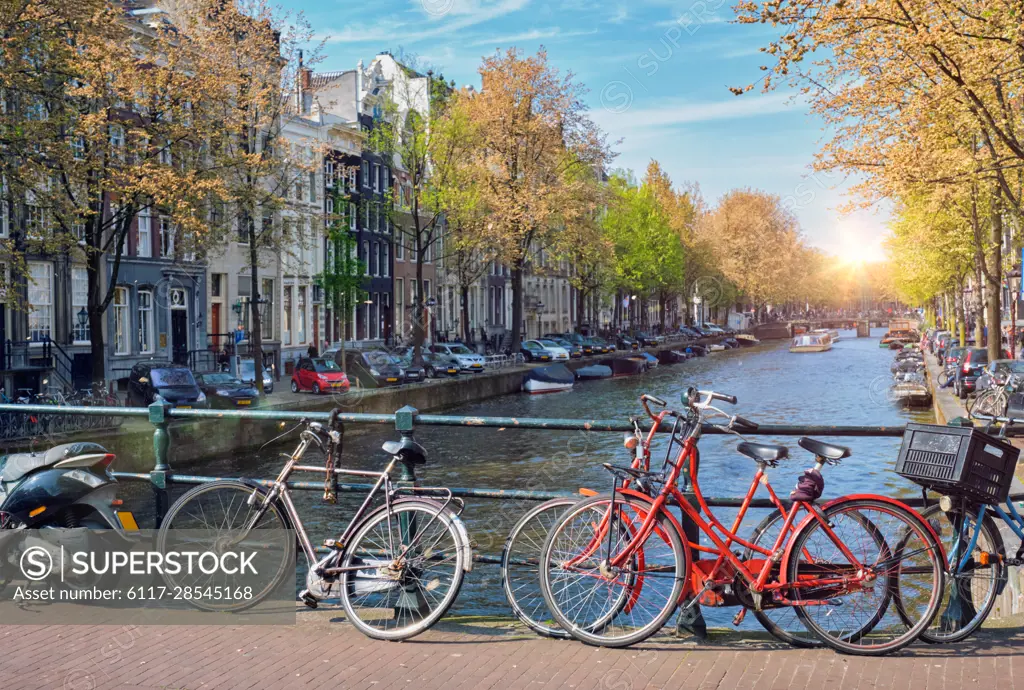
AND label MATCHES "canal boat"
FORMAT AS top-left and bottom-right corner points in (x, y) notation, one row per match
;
(522, 364), (575, 394)
(575, 364), (612, 380)
(639, 352), (659, 368)
(789, 333), (833, 353)
(891, 381), (932, 407)
(657, 349), (690, 364)
(813, 328), (841, 343)
(708, 343), (727, 352)
(736, 334), (760, 347)
(880, 319), (918, 348)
